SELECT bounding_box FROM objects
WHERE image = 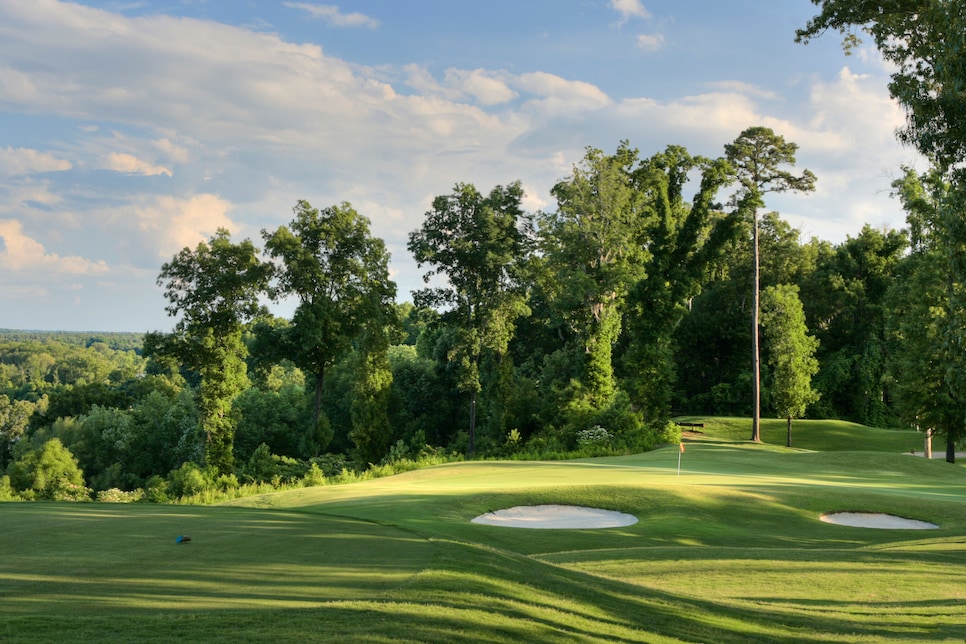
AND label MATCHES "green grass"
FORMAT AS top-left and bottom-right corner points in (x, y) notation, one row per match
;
(3, 418), (965, 642)
(675, 415), (925, 453)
